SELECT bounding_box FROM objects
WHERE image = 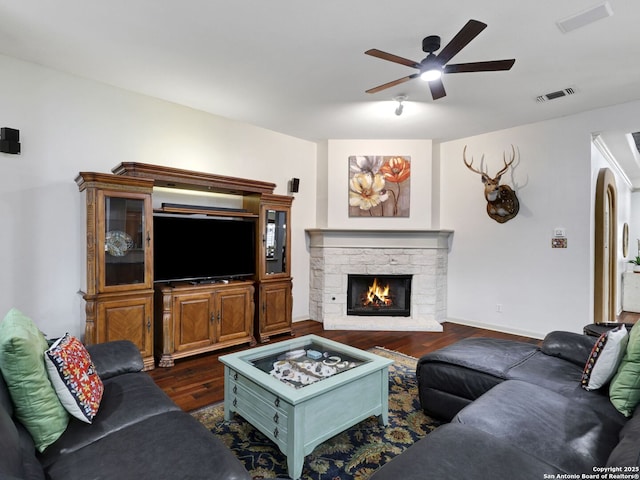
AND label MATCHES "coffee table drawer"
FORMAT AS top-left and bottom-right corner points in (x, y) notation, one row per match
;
(228, 370), (289, 447)
(229, 369), (289, 412)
